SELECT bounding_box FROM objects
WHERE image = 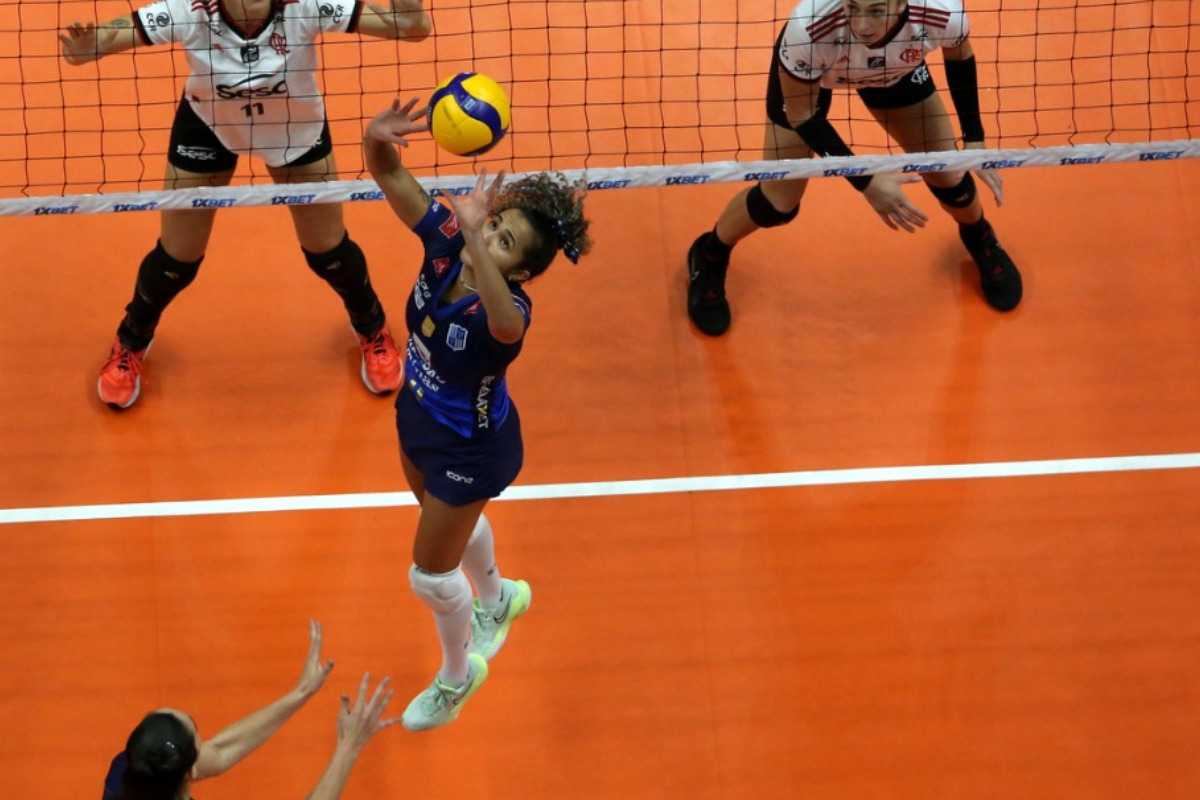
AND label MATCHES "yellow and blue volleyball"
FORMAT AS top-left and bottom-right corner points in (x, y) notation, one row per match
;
(427, 72), (511, 157)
